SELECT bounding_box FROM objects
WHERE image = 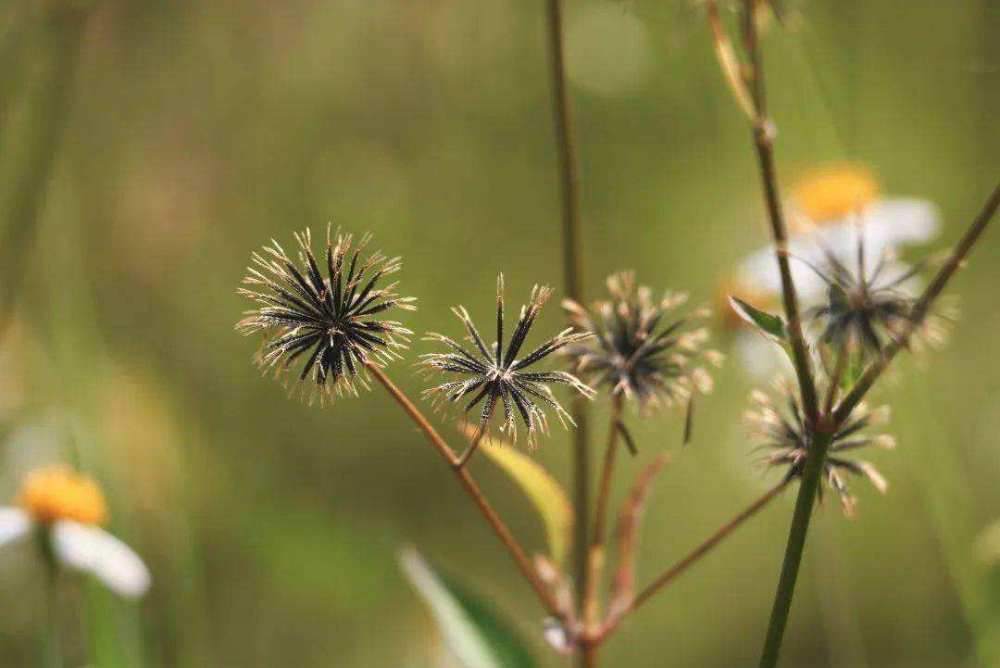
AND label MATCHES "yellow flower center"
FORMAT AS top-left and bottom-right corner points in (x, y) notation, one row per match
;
(791, 165), (879, 228)
(17, 467), (108, 526)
